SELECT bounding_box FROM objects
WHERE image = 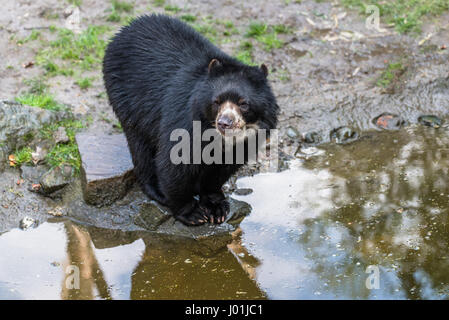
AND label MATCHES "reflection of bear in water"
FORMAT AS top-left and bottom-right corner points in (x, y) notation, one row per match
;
(103, 14), (279, 226)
